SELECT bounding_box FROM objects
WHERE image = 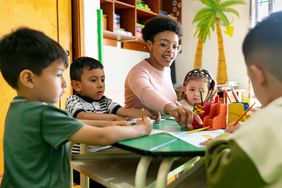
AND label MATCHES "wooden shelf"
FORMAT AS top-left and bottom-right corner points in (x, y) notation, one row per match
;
(100, 0), (113, 3)
(116, 0), (135, 6)
(100, 0), (182, 52)
(137, 8), (158, 17)
(103, 30), (136, 42)
(115, 1), (135, 9)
